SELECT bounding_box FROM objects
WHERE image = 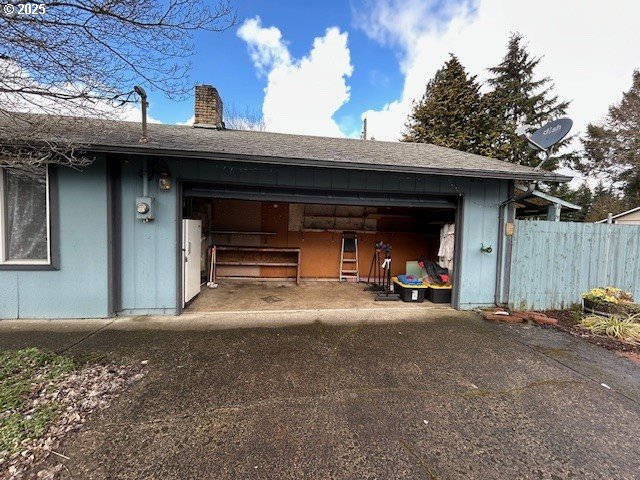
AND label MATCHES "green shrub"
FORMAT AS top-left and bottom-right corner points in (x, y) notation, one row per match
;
(579, 313), (640, 344)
